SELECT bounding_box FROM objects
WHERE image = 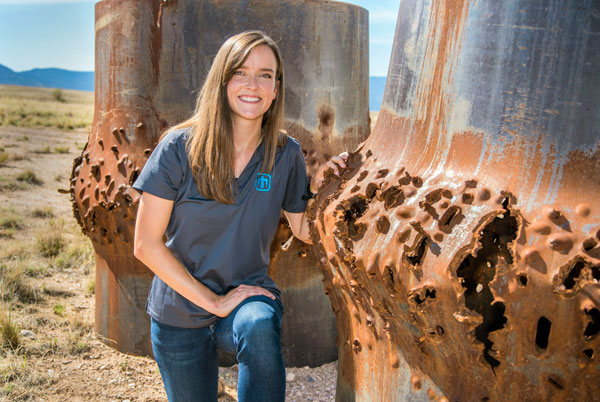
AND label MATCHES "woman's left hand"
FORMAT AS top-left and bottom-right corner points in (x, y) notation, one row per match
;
(311, 152), (349, 193)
